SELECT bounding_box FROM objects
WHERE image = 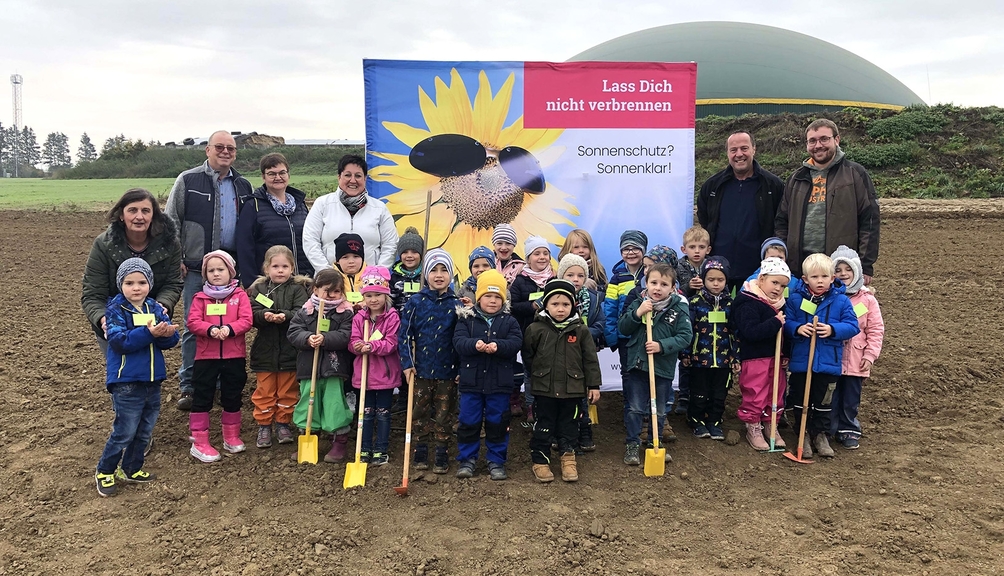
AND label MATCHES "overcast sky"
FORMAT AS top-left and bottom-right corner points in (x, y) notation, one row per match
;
(1, 0), (1001, 152)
